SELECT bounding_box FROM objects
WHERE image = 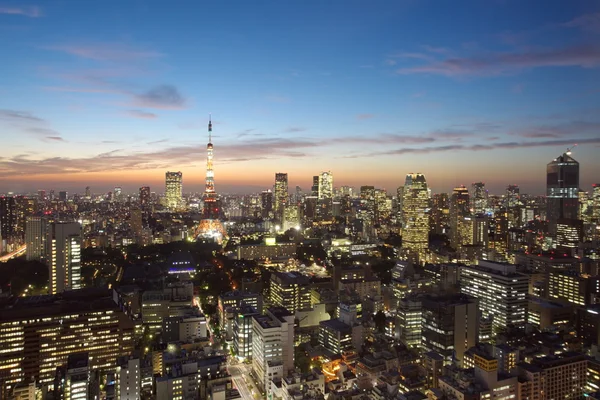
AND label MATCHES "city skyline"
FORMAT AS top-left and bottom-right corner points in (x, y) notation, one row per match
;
(1, 1), (599, 194)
